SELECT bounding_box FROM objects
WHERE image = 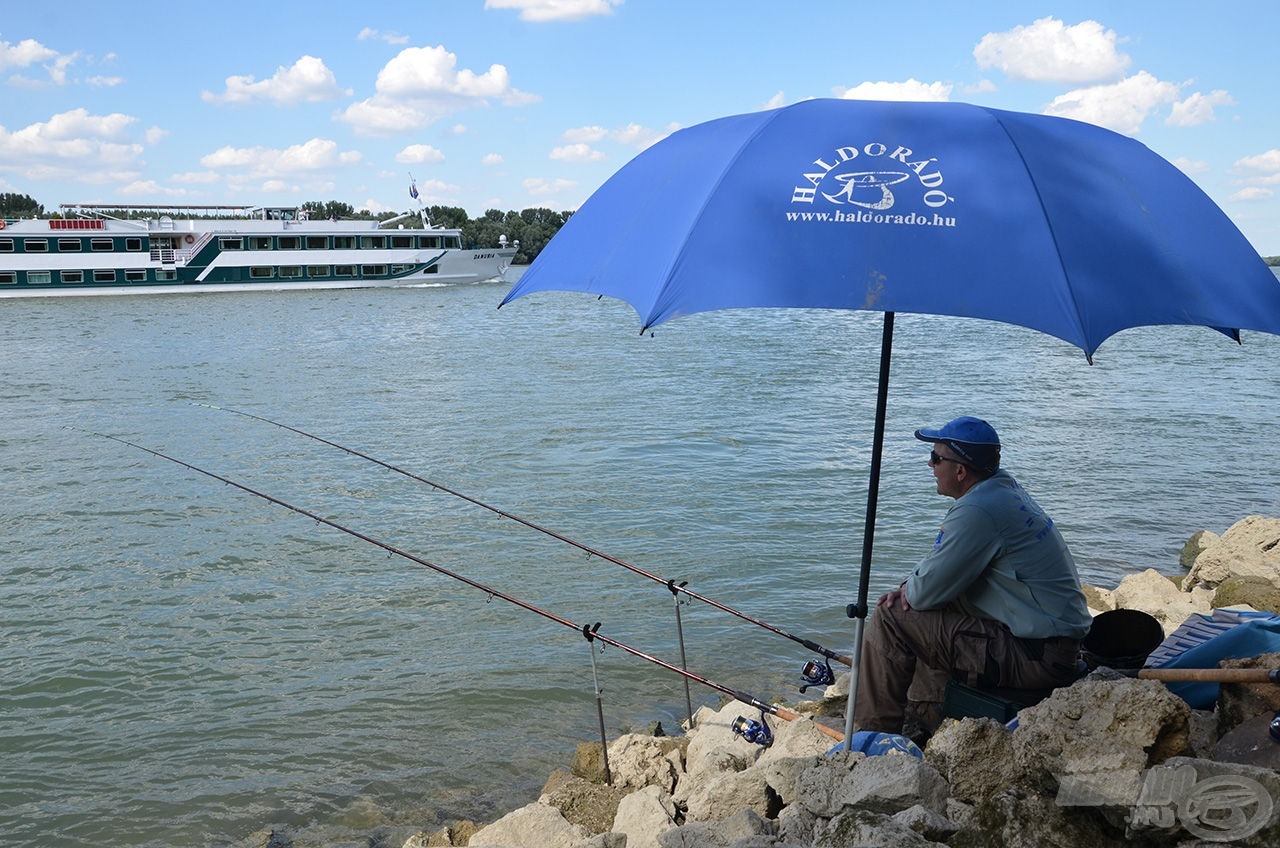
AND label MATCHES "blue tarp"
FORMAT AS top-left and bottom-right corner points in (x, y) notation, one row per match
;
(1147, 609), (1280, 708)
